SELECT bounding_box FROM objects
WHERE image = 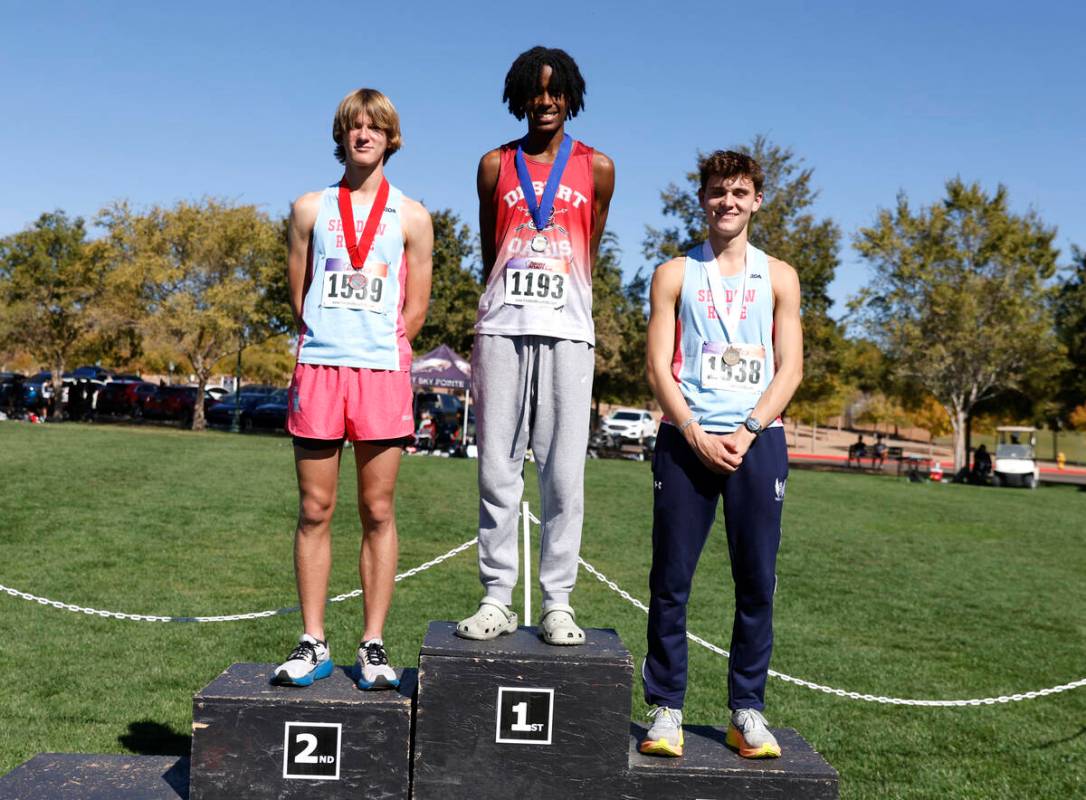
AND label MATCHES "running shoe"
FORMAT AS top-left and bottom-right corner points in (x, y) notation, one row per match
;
(355, 639), (399, 690)
(726, 708), (781, 758)
(271, 634), (332, 686)
(639, 706), (684, 757)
